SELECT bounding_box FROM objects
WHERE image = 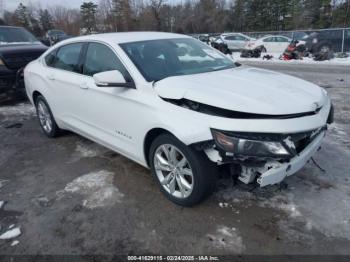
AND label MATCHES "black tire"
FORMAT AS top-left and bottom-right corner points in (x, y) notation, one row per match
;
(35, 95), (61, 138)
(261, 46), (267, 53)
(149, 133), (218, 206)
